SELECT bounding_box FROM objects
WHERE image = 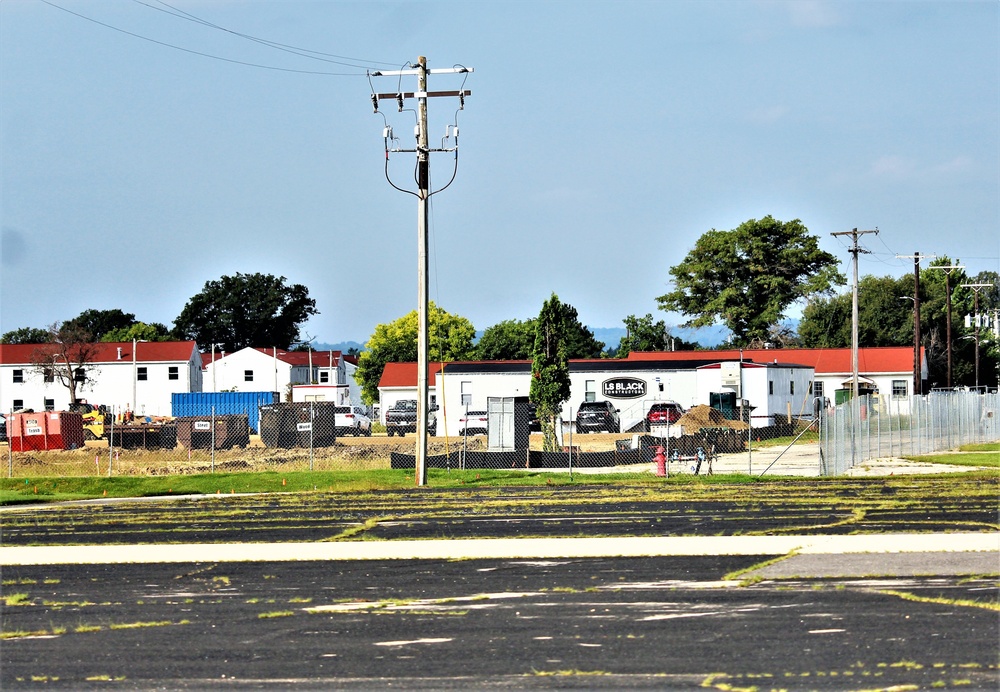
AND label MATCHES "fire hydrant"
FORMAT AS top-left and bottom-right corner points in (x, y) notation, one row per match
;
(653, 445), (666, 477)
